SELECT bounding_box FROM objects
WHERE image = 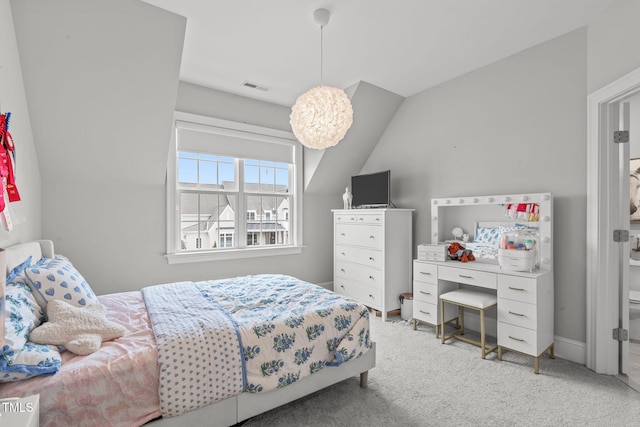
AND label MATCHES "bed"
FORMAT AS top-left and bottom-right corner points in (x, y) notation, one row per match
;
(0, 240), (375, 426)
